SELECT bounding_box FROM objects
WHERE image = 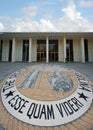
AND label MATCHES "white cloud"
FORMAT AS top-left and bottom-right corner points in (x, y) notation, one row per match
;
(80, 0), (93, 7)
(56, 0), (93, 32)
(39, 19), (56, 31)
(0, 0), (93, 32)
(0, 22), (4, 31)
(22, 6), (37, 17)
(5, 19), (39, 32)
(53, 0), (93, 32)
(62, 1), (82, 21)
